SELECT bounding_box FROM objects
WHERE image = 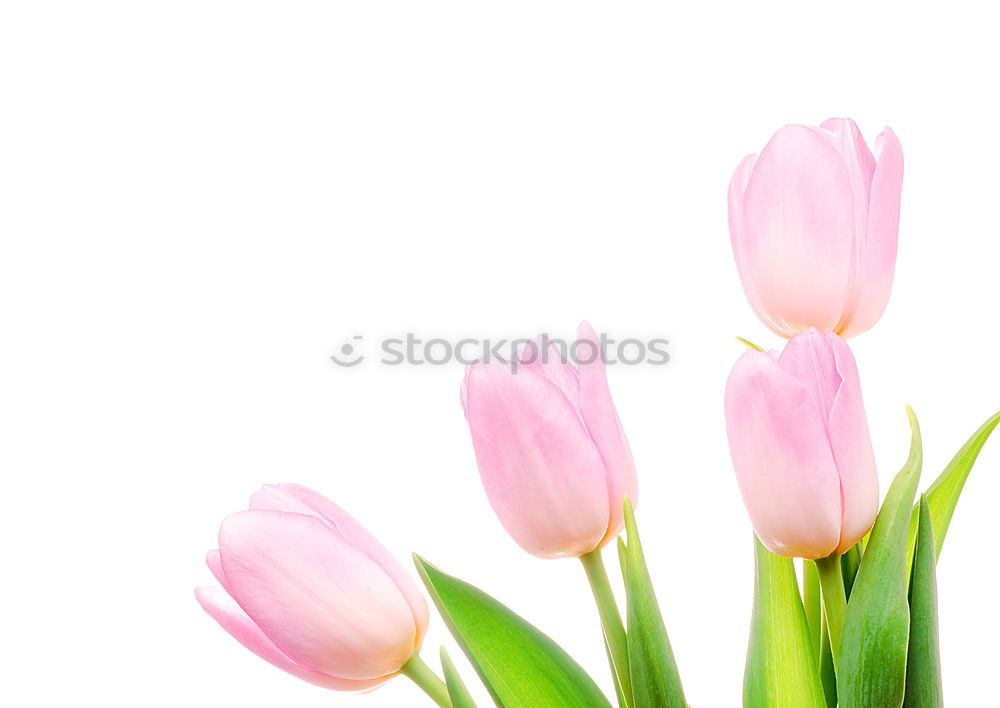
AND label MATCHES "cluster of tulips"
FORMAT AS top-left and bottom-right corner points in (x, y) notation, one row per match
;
(196, 118), (997, 707)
